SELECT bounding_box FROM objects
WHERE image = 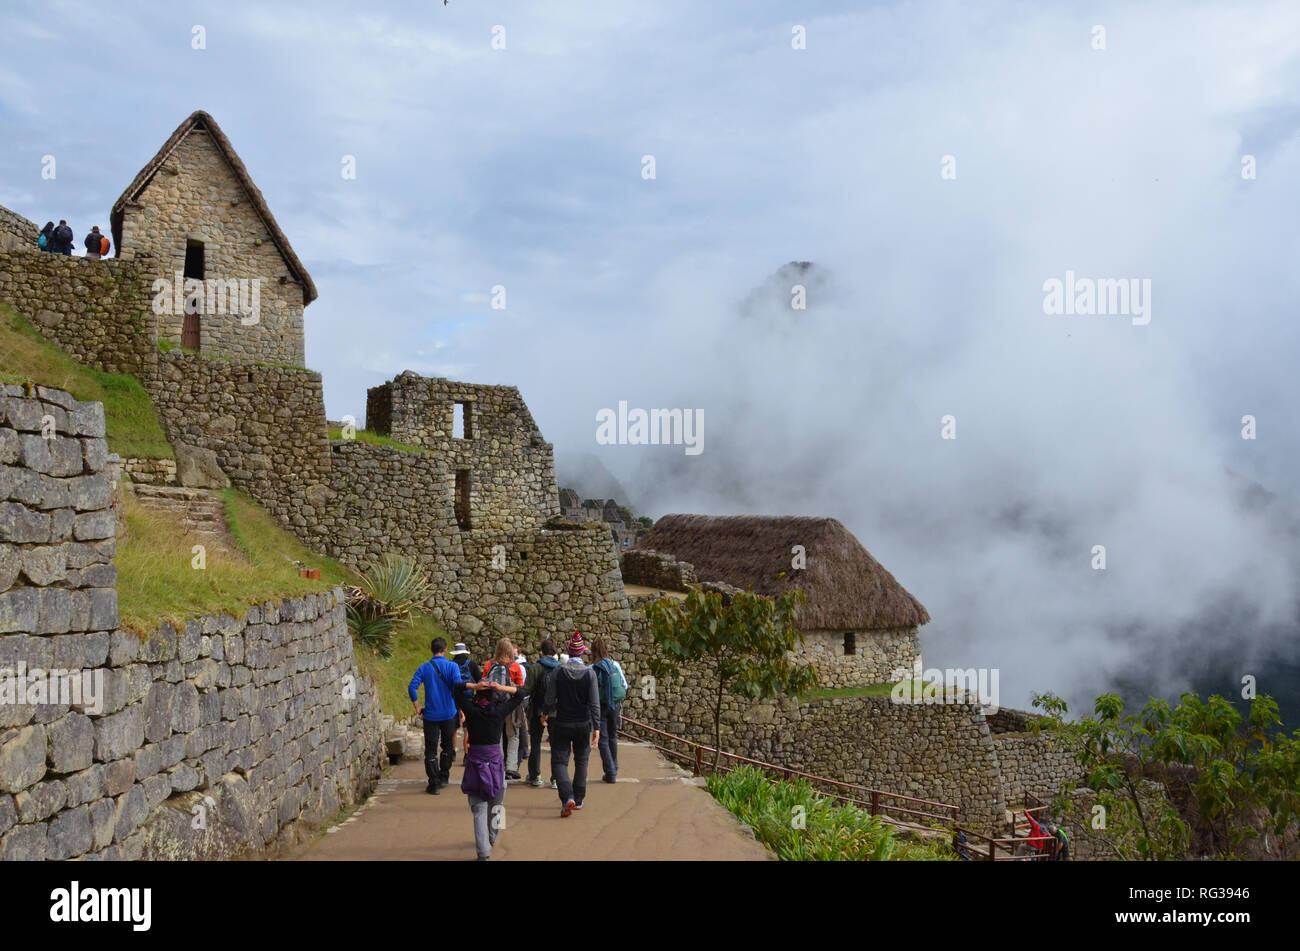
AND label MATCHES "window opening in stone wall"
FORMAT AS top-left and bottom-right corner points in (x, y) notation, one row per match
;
(843, 632), (856, 656)
(182, 239), (205, 350)
(455, 469), (472, 531)
(453, 401), (473, 439)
